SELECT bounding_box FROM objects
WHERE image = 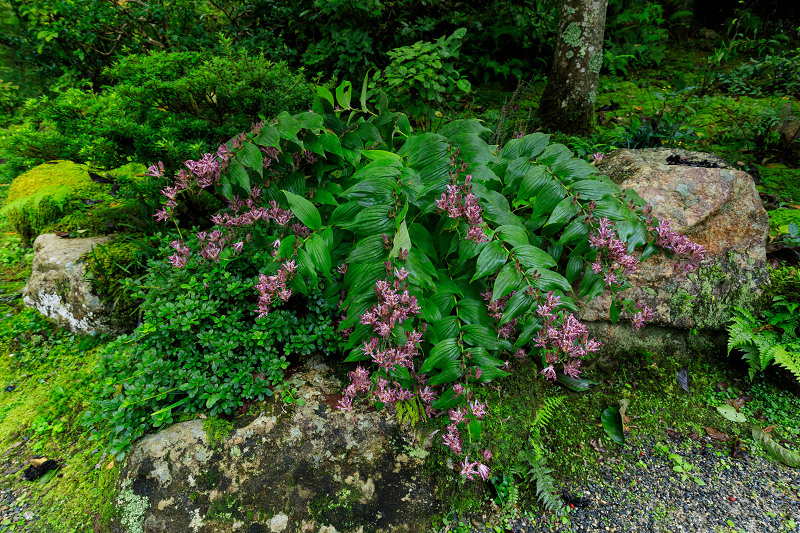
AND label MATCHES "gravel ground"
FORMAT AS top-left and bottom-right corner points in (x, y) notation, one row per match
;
(458, 437), (800, 533)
